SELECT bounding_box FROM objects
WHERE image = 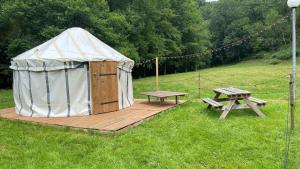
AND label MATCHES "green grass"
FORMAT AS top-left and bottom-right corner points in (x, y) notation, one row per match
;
(0, 89), (14, 109)
(1, 58), (300, 168)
